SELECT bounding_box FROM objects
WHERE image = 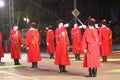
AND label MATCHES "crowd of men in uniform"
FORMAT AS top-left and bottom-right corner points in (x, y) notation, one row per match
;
(0, 18), (112, 77)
